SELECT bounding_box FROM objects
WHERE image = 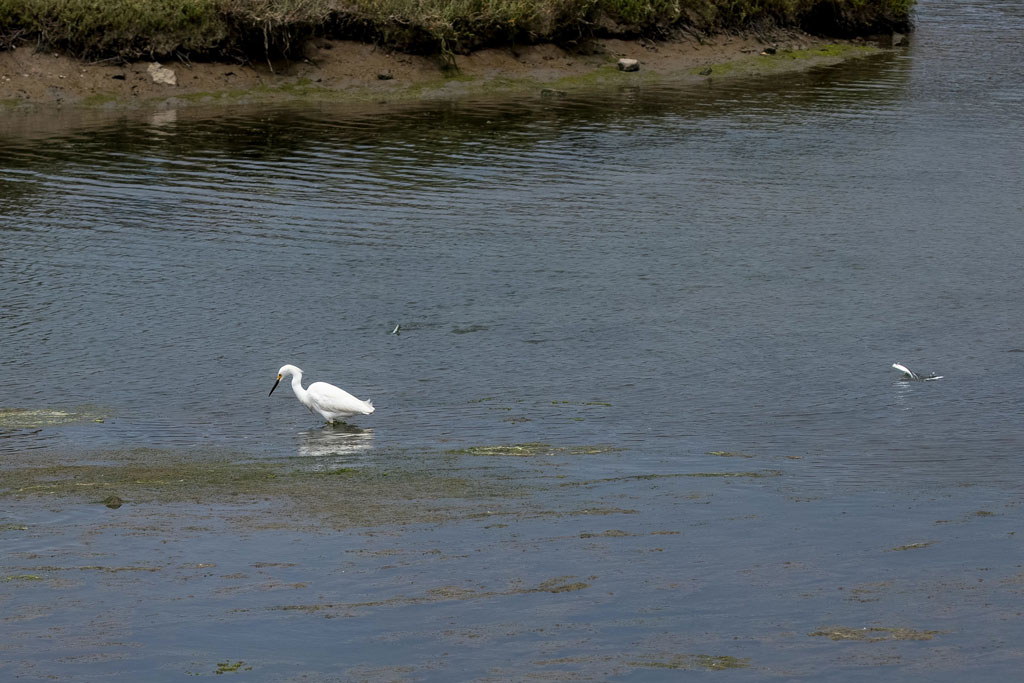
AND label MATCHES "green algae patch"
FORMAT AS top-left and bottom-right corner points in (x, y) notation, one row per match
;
(0, 448), (529, 529)
(81, 93), (119, 107)
(692, 43), (881, 78)
(547, 62), (654, 91)
(446, 443), (618, 457)
(537, 576), (590, 593)
(215, 660), (251, 674)
(846, 581), (892, 603)
(627, 654), (750, 670)
(888, 541), (934, 551)
(809, 626), (946, 642)
(0, 459), (281, 501)
(0, 406), (111, 429)
(563, 470), (781, 488)
(580, 529), (633, 538)
(3, 574), (44, 583)
(125, 69), (544, 111)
